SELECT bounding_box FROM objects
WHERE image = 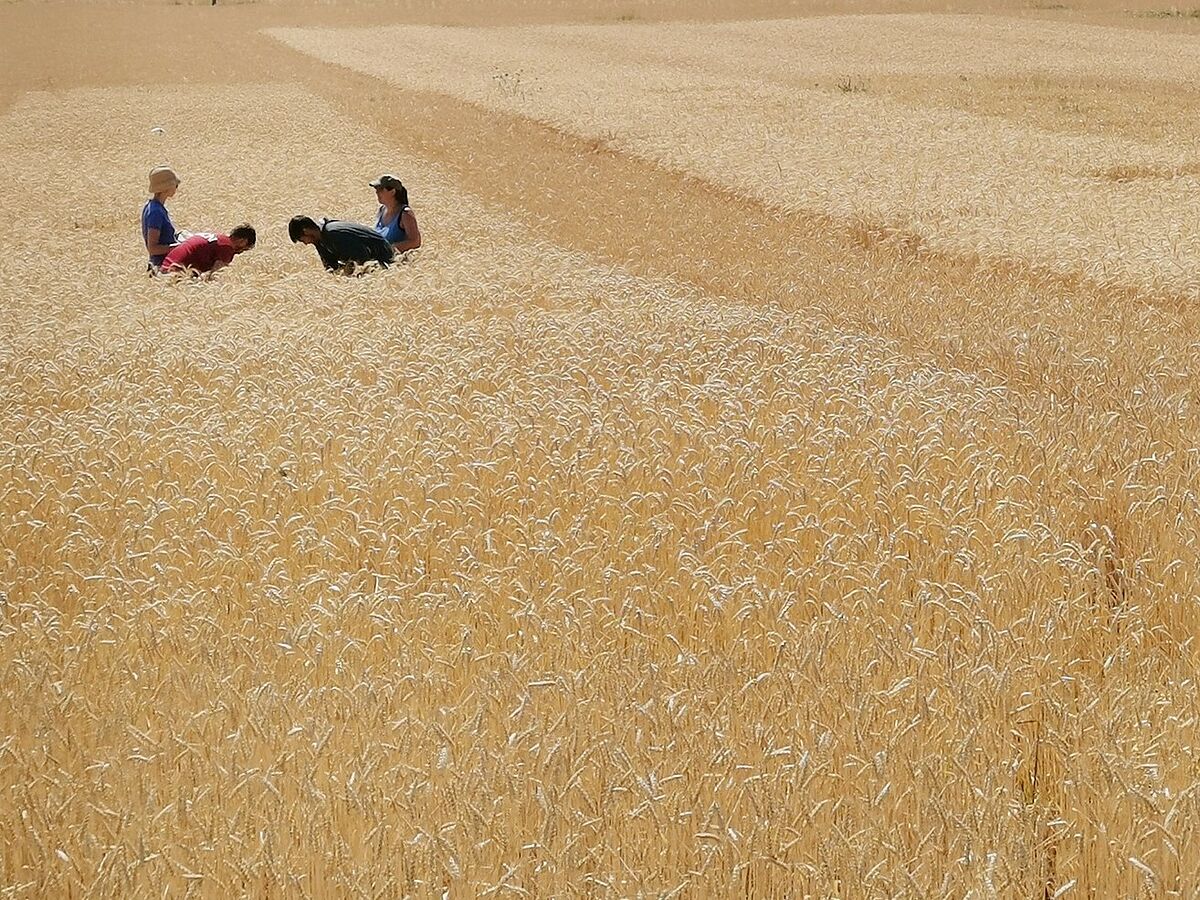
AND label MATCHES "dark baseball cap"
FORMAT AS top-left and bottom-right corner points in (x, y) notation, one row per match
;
(370, 174), (403, 189)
